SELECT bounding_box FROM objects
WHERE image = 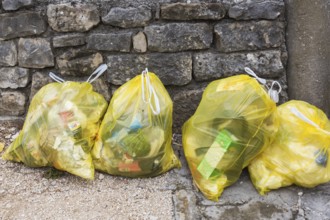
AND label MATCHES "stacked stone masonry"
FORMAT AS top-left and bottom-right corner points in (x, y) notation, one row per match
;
(0, 0), (287, 133)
